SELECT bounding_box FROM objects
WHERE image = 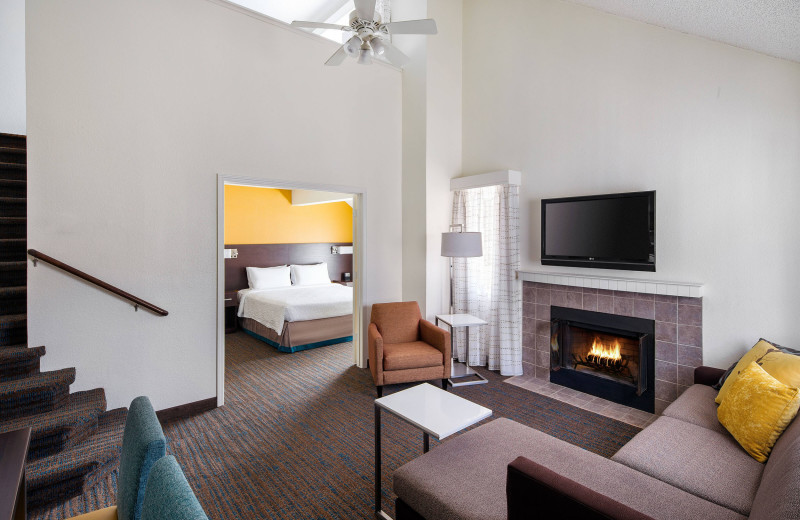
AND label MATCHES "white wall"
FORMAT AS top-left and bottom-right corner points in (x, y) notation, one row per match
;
(396, 0), (429, 314)
(425, 0), (462, 319)
(462, 0), (800, 367)
(26, 0), (402, 410)
(0, 0), (26, 134)
(396, 0), (462, 320)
